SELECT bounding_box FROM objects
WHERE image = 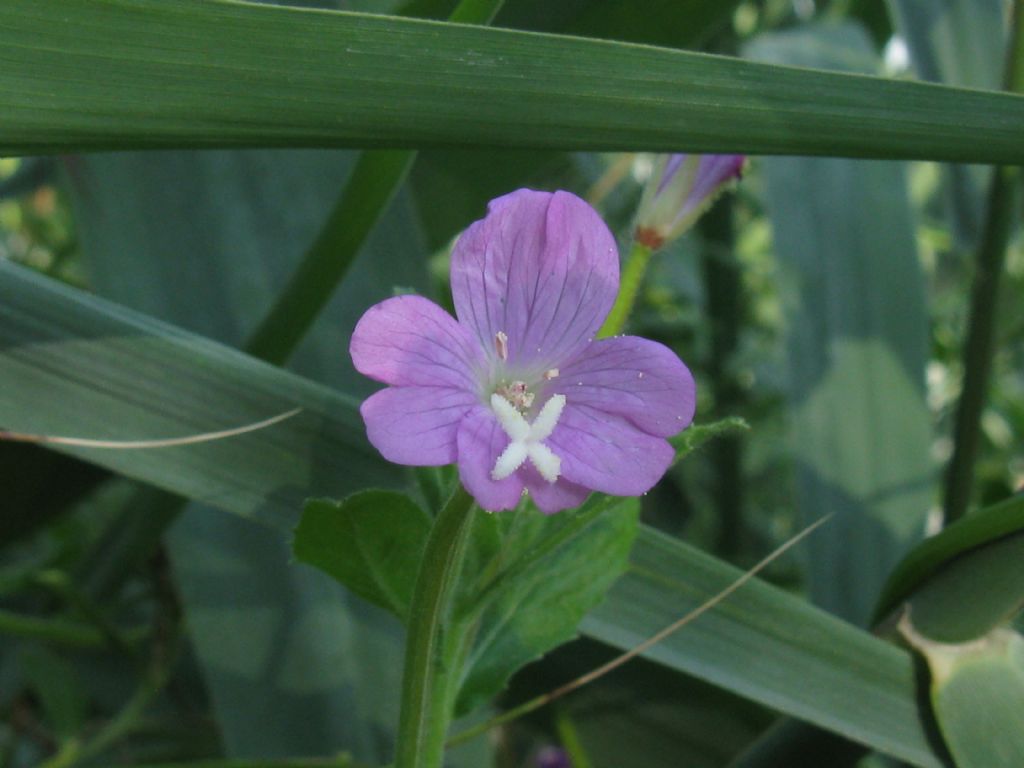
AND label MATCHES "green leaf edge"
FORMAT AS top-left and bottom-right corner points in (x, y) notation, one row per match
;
(874, 495), (1024, 625)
